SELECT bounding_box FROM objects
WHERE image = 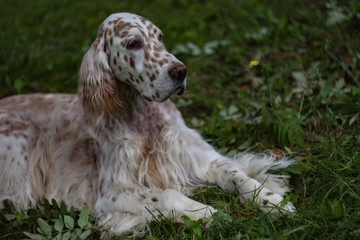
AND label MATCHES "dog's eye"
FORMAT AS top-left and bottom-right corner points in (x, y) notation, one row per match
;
(127, 40), (141, 50)
(158, 33), (163, 42)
